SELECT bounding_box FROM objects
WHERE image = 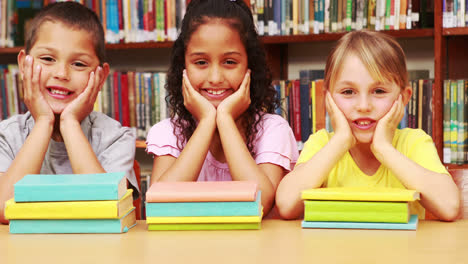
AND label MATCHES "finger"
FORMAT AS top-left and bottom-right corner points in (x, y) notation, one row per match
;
(239, 70), (251, 95)
(22, 56), (33, 97)
(31, 64), (41, 95)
